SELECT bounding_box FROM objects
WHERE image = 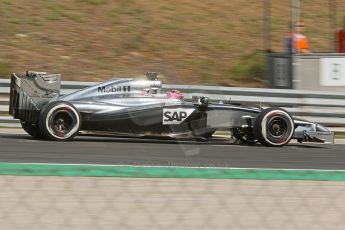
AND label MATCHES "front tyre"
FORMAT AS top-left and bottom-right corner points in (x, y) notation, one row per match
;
(254, 107), (294, 147)
(39, 101), (81, 141)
